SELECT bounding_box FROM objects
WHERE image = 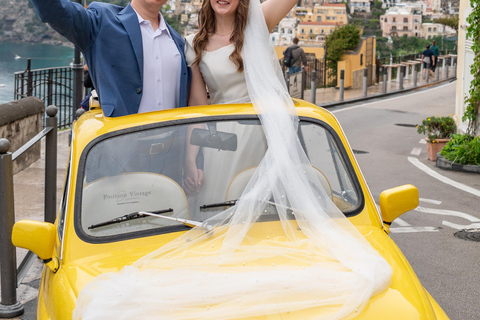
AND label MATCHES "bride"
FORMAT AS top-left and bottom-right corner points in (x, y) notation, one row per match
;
(73, 0), (393, 319)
